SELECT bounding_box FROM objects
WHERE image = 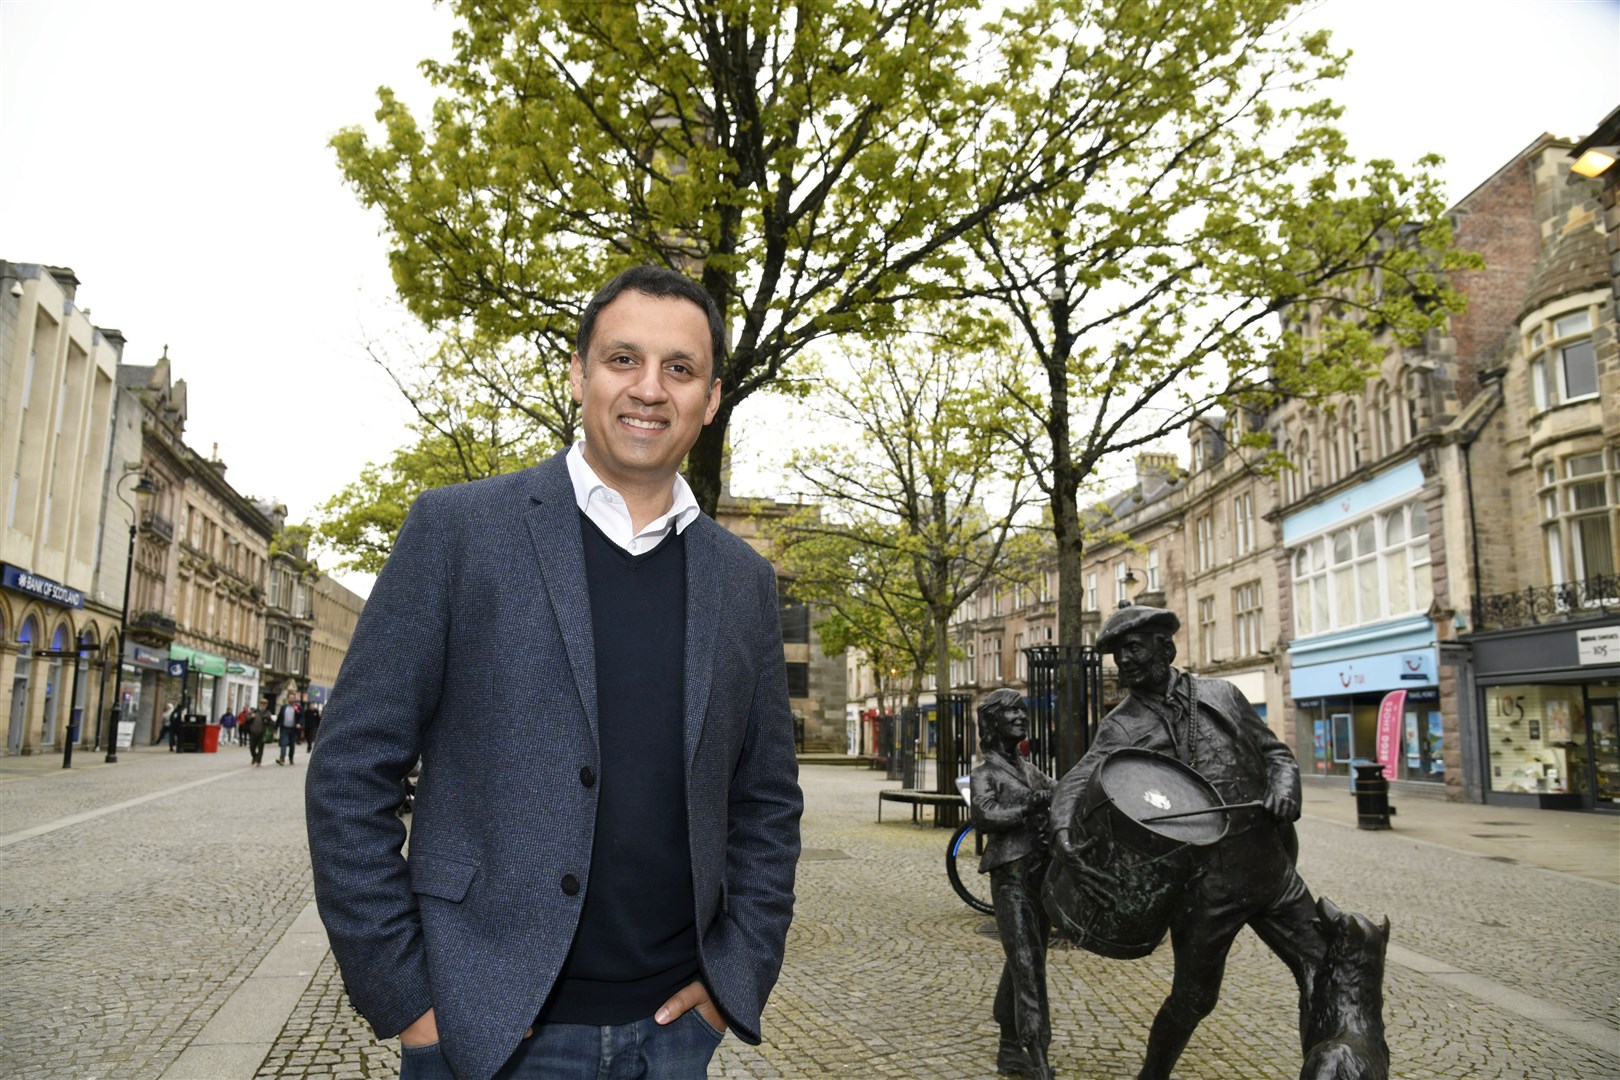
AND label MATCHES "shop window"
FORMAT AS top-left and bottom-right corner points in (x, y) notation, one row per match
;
(1484, 682), (1619, 804)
